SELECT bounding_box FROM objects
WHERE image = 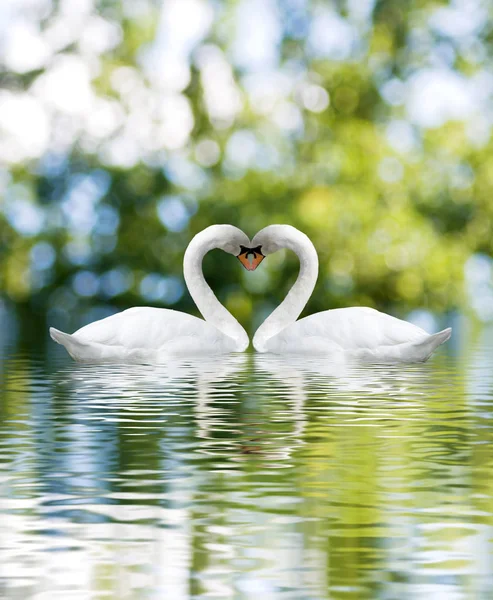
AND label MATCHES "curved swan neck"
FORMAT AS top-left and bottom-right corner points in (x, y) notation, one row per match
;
(183, 229), (248, 351)
(253, 229), (318, 351)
